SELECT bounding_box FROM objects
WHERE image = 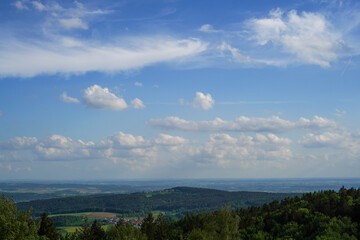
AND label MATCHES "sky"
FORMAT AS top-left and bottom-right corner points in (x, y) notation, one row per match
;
(0, 0), (360, 180)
